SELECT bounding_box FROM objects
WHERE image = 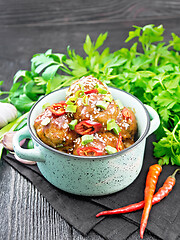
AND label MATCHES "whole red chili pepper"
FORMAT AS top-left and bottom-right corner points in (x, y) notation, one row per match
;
(116, 133), (124, 151)
(84, 89), (98, 94)
(75, 120), (102, 135)
(49, 101), (67, 116)
(77, 146), (103, 156)
(96, 168), (180, 218)
(140, 164), (162, 239)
